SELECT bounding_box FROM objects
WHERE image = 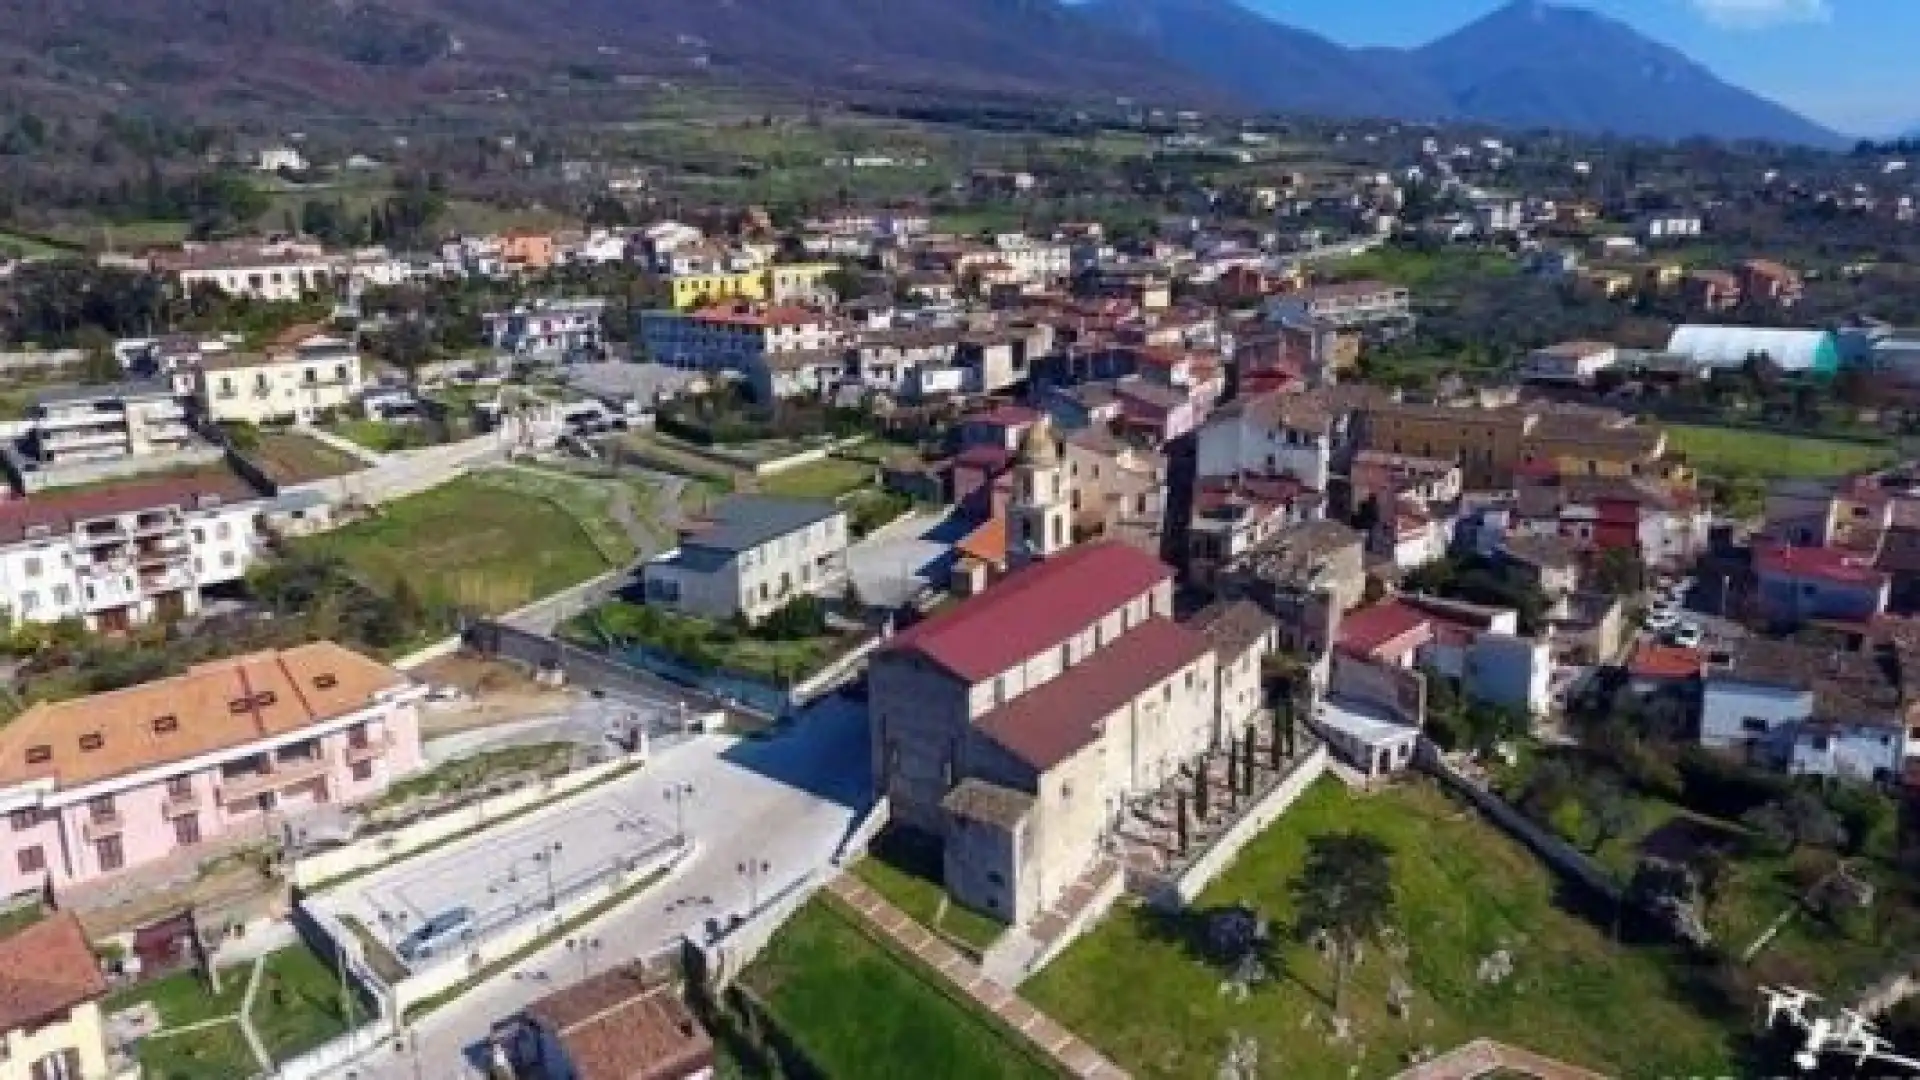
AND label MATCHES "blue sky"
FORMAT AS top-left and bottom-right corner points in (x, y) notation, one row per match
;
(1243, 0), (1918, 136)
